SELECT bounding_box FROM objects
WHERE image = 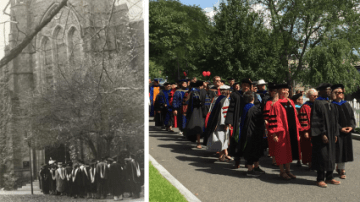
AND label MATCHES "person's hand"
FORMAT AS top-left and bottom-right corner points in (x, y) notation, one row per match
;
(304, 132), (309, 139)
(341, 127), (348, 133)
(173, 110), (177, 116)
(273, 135), (279, 142)
(322, 135), (329, 144)
(157, 111), (161, 113)
(265, 120), (268, 125)
(346, 127), (353, 133)
(335, 136), (338, 143)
